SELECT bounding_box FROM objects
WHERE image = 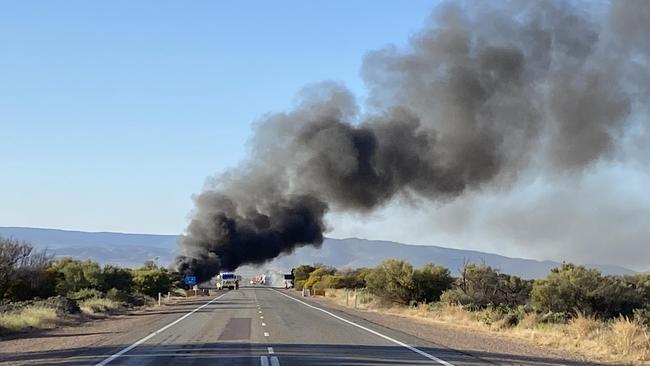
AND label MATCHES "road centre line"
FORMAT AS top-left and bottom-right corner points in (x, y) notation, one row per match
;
(275, 290), (455, 366)
(264, 332), (270, 337)
(94, 293), (228, 366)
